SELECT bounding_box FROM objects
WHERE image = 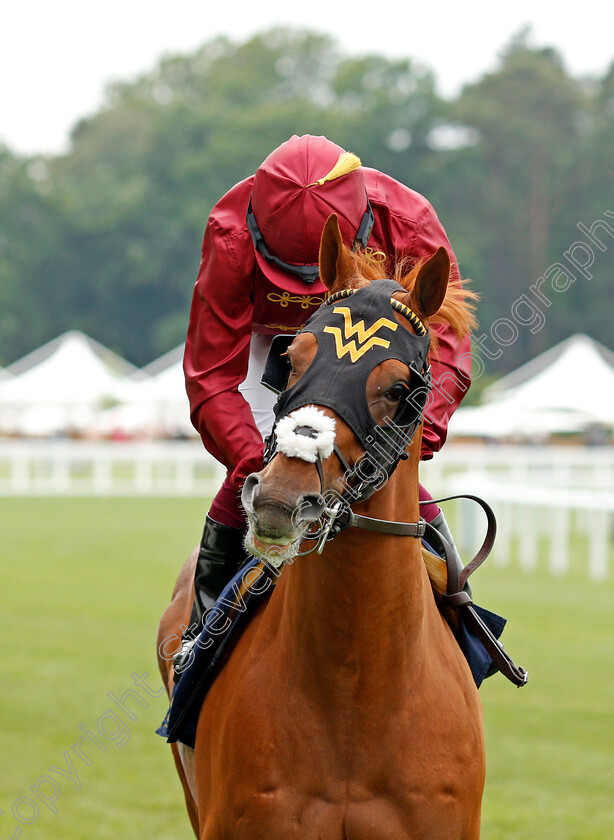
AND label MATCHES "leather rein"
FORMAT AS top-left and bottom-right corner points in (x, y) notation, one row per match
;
(298, 483), (528, 688)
